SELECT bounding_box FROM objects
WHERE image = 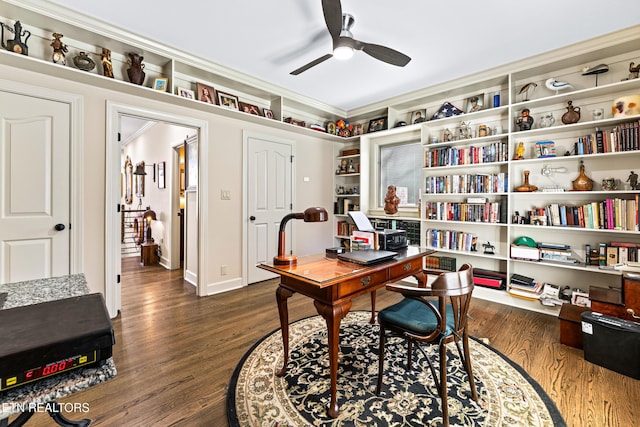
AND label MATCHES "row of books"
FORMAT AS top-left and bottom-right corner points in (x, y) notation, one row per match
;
(598, 241), (640, 266)
(425, 228), (478, 252)
(524, 197), (638, 231)
(336, 220), (356, 237)
(507, 273), (544, 300)
(575, 120), (640, 155)
(425, 255), (457, 272)
(424, 141), (508, 168)
(425, 173), (508, 194)
(425, 200), (504, 223)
